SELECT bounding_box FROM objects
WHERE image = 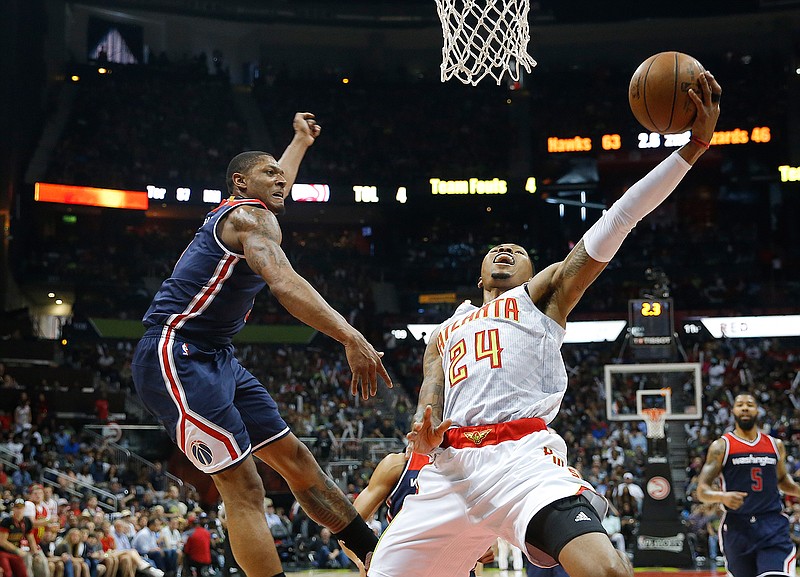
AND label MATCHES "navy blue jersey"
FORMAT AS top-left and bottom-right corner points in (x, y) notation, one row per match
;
(385, 452), (431, 522)
(721, 431), (782, 517)
(142, 198), (267, 347)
